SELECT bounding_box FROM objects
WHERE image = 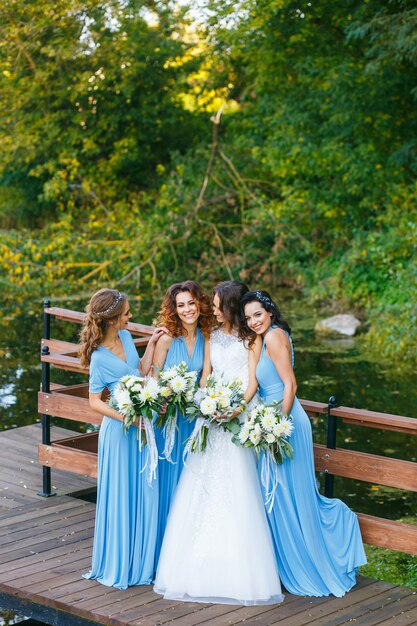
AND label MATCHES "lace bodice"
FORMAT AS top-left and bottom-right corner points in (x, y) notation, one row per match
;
(210, 329), (250, 389)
